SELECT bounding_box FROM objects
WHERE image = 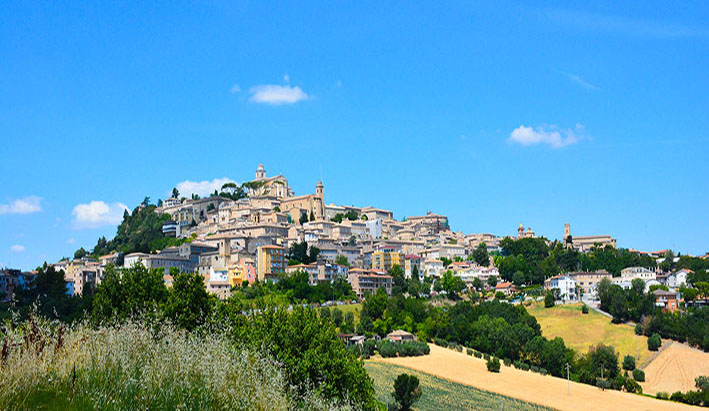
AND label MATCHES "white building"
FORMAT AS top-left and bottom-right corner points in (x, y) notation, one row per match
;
(544, 275), (577, 301)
